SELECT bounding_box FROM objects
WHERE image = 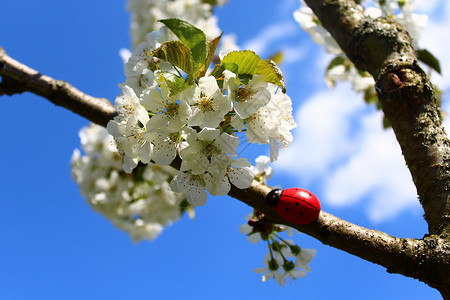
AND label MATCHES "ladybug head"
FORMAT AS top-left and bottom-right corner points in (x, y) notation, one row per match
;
(266, 189), (283, 207)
